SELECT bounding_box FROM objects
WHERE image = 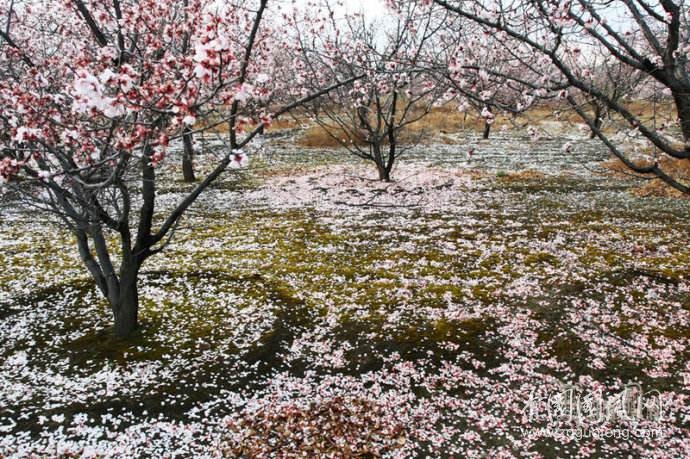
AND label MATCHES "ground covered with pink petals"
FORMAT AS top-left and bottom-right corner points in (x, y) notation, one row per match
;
(1, 135), (689, 458)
